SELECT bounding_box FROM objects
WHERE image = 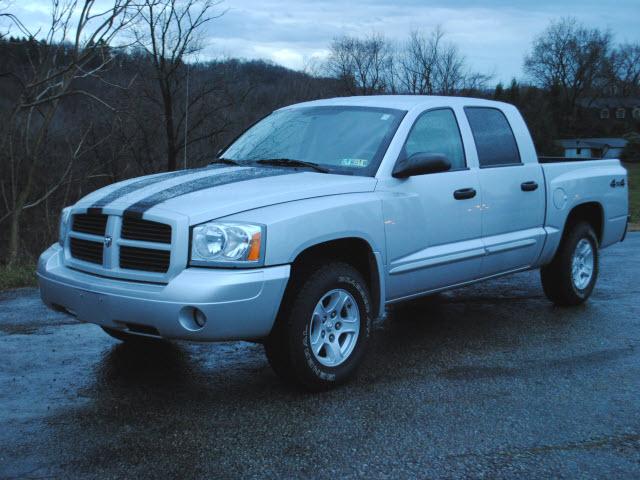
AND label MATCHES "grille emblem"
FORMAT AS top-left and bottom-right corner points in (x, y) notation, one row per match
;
(104, 235), (112, 248)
